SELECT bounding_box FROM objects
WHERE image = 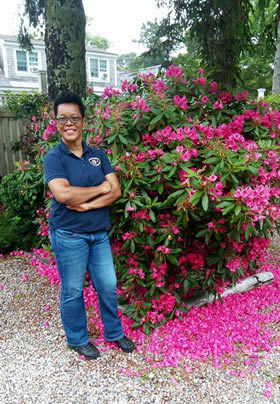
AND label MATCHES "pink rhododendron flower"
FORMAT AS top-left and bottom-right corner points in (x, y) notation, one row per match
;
(214, 101), (223, 109)
(226, 257), (242, 272)
(22, 274), (29, 282)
